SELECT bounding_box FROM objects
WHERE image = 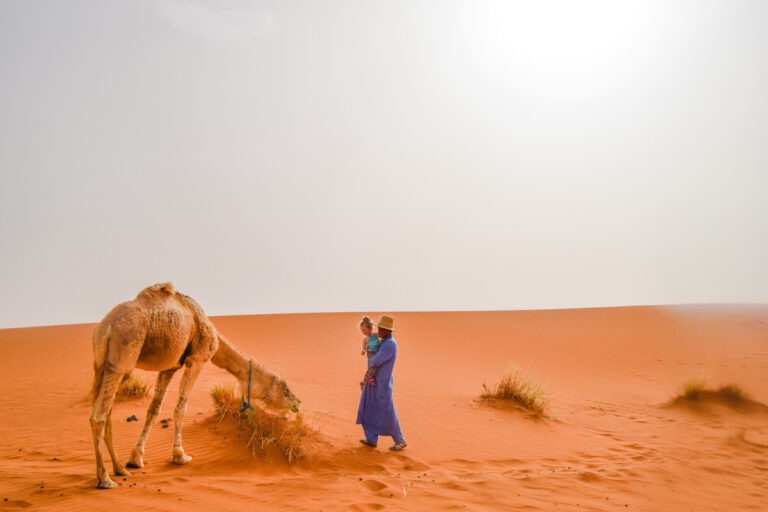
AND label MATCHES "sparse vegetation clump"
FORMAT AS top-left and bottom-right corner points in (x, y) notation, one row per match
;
(669, 376), (766, 412)
(481, 367), (548, 416)
(715, 385), (753, 404)
(116, 373), (150, 402)
(210, 383), (237, 417)
(210, 383), (307, 463)
(681, 375), (708, 397)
